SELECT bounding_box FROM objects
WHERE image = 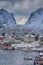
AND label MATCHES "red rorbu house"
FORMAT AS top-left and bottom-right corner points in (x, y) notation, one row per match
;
(0, 36), (15, 50)
(0, 36), (5, 48)
(0, 36), (4, 42)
